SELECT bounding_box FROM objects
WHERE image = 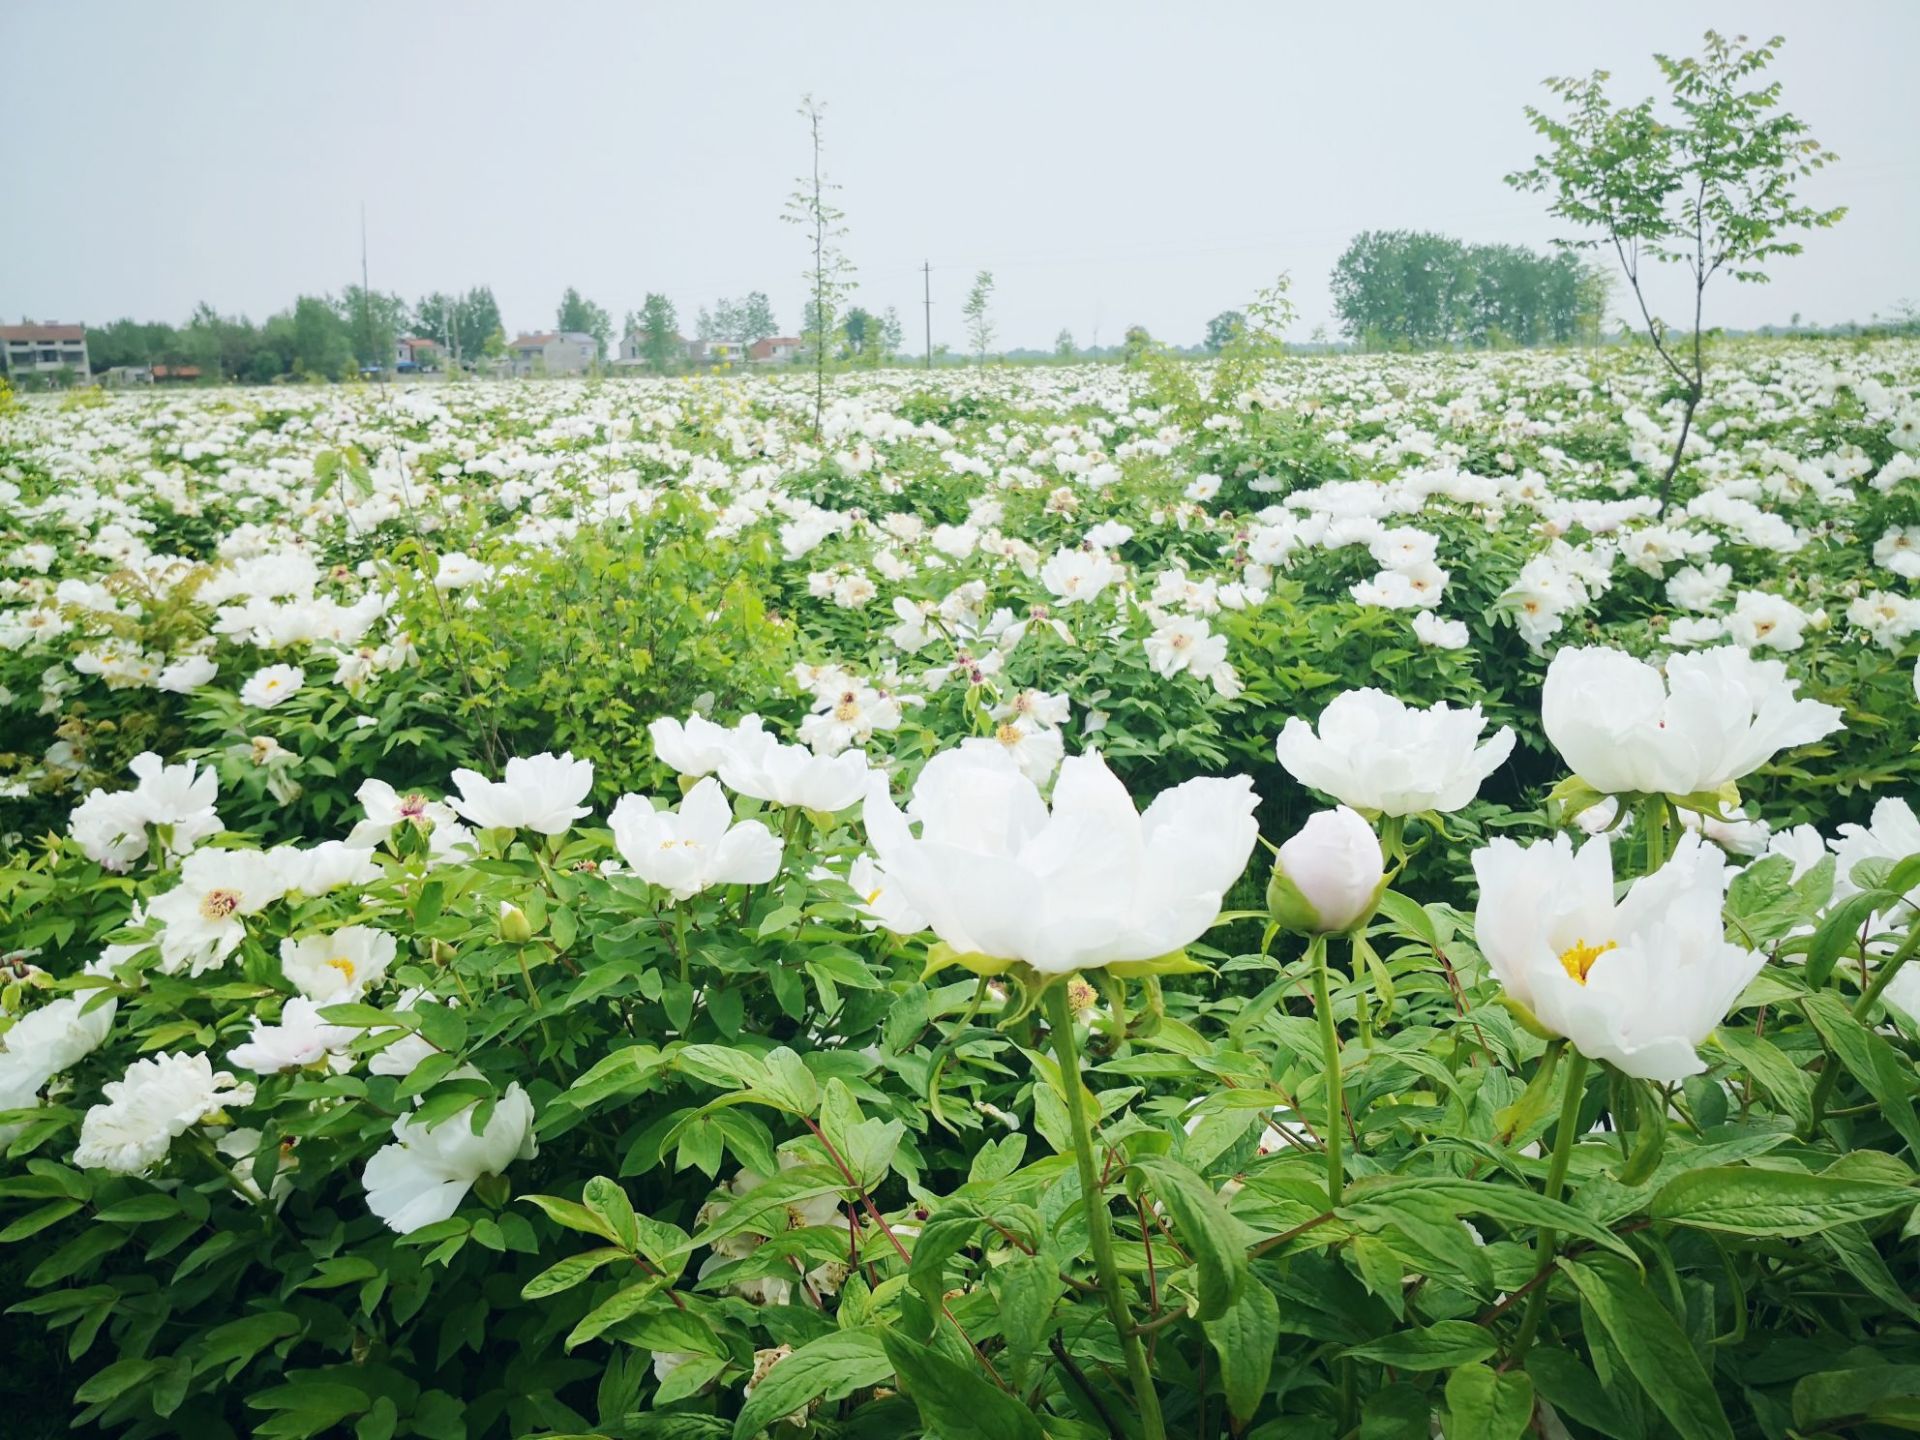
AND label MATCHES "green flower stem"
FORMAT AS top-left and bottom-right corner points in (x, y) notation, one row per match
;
(1310, 935), (1344, 1207)
(1639, 795), (1669, 872)
(1043, 981), (1166, 1440)
(1854, 923), (1920, 1020)
(1808, 926), (1920, 1134)
(1512, 1048), (1589, 1359)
